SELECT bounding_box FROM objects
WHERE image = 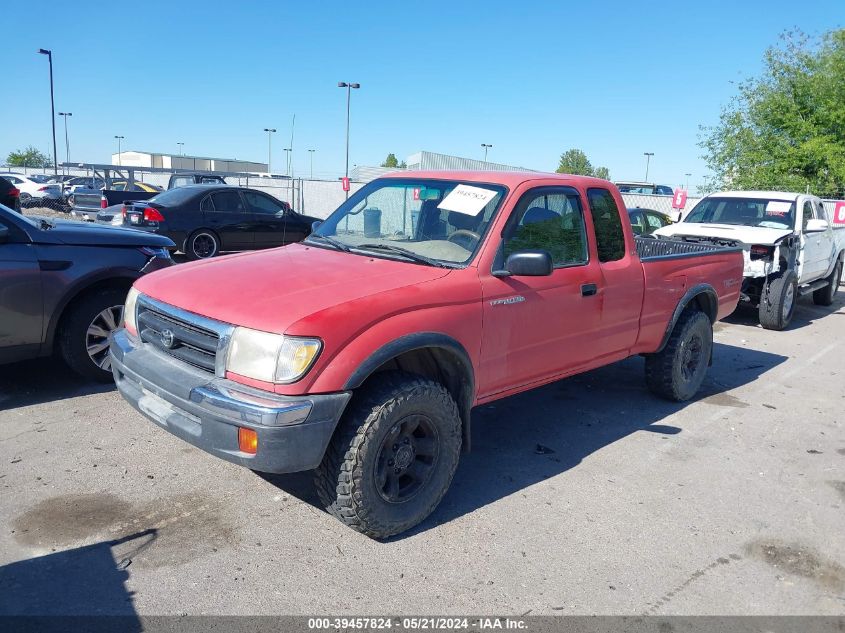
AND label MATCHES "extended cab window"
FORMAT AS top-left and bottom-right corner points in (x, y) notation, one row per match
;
(587, 188), (625, 262)
(503, 187), (588, 267)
